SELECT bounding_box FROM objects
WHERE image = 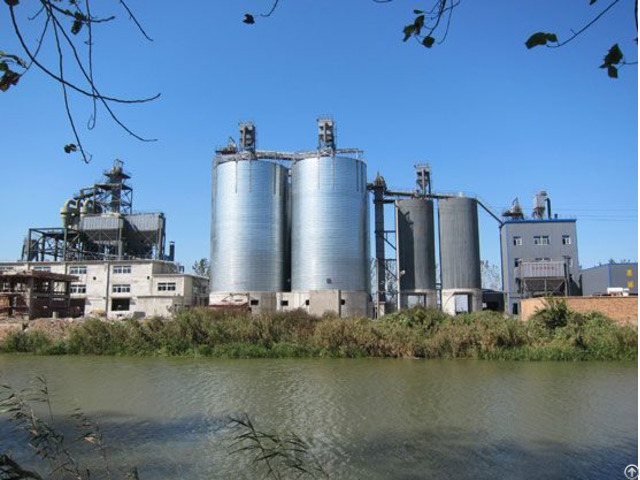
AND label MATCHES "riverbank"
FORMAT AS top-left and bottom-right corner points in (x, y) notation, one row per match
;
(0, 302), (637, 360)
